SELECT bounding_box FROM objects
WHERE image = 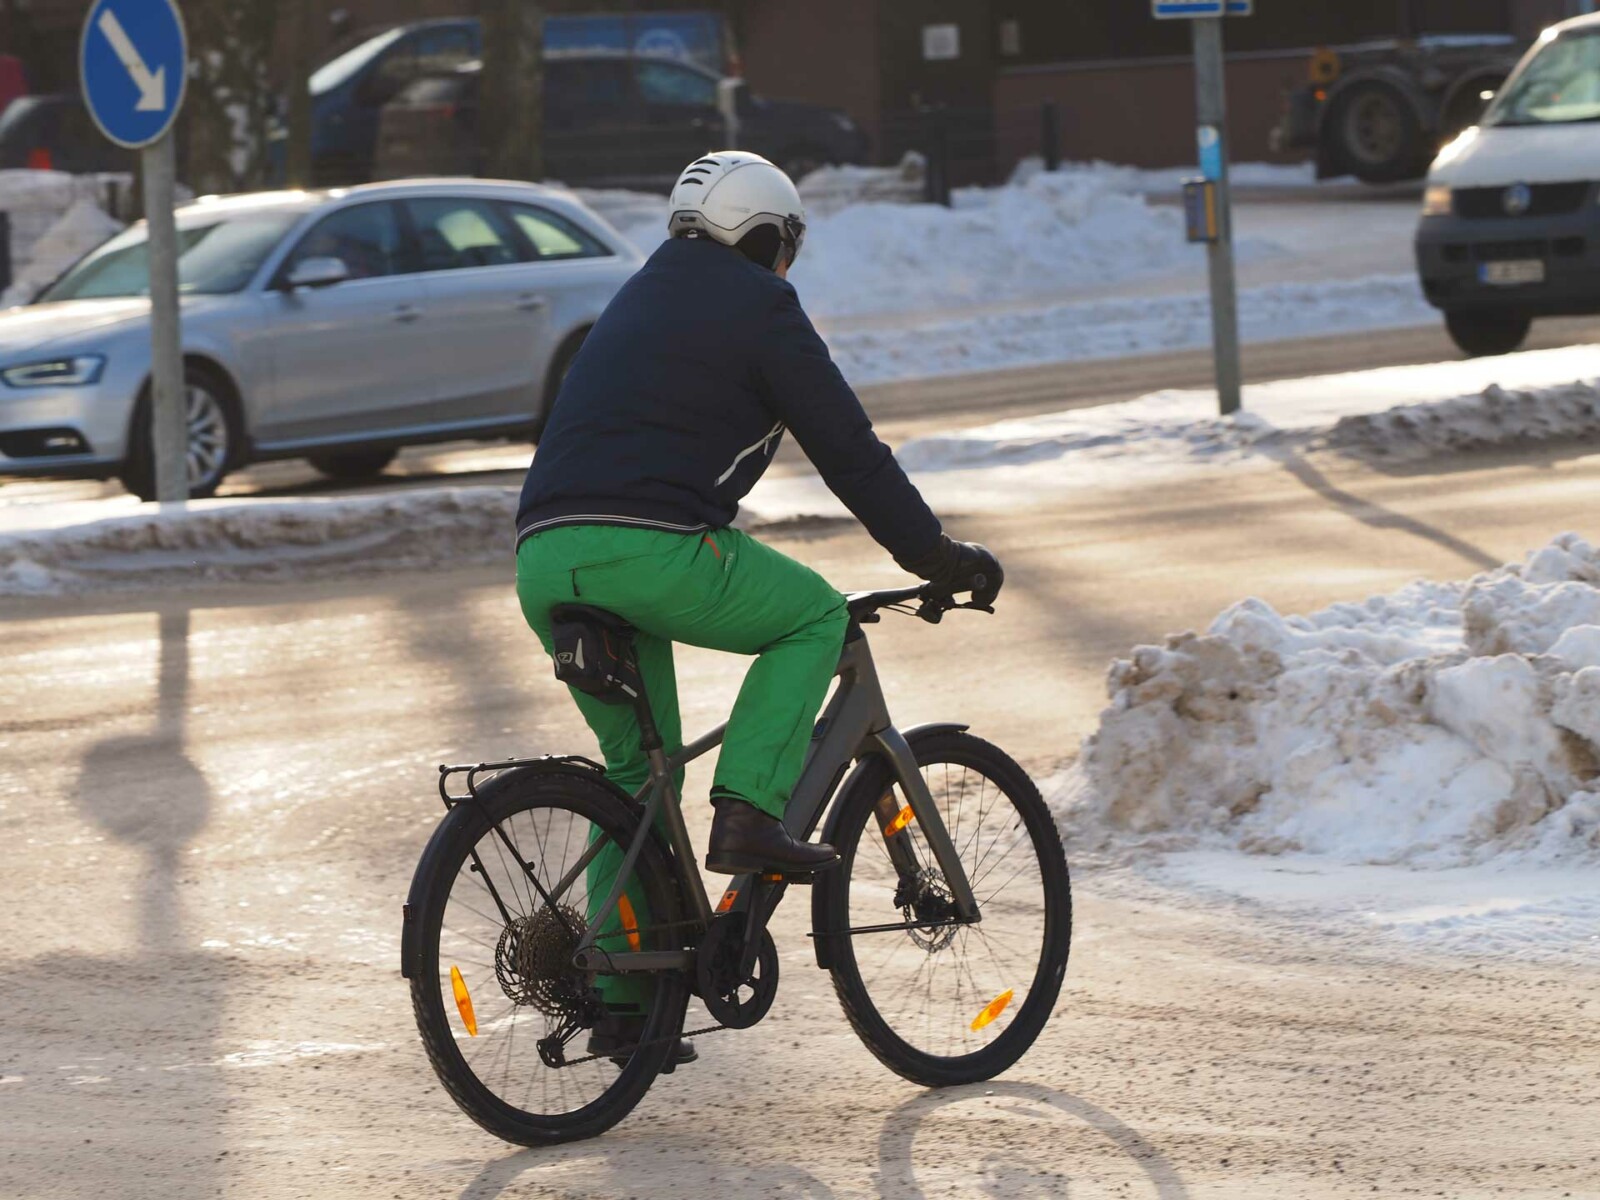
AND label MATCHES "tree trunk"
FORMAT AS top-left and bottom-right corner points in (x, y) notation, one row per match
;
(286, 0), (316, 187)
(481, 0), (544, 182)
